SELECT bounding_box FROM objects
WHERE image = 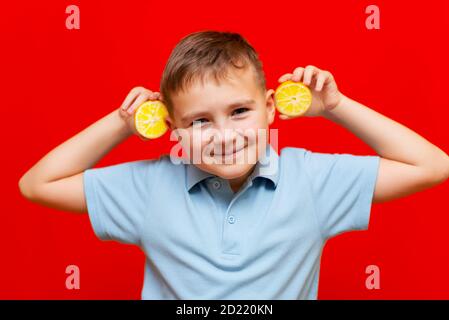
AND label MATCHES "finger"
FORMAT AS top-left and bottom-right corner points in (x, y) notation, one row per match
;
(279, 114), (295, 120)
(128, 93), (150, 115)
(292, 67), (305, 82)
(147, 92), (157, 101)
(278, 73), (293, 83)
(150, 92), (161, 100)
(120, 89), (141, 111)
(149, 91), (161, 101)
(303, 65), (319, 86)
(118, 107), (129, 119)
(315, 71), (327, 91)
